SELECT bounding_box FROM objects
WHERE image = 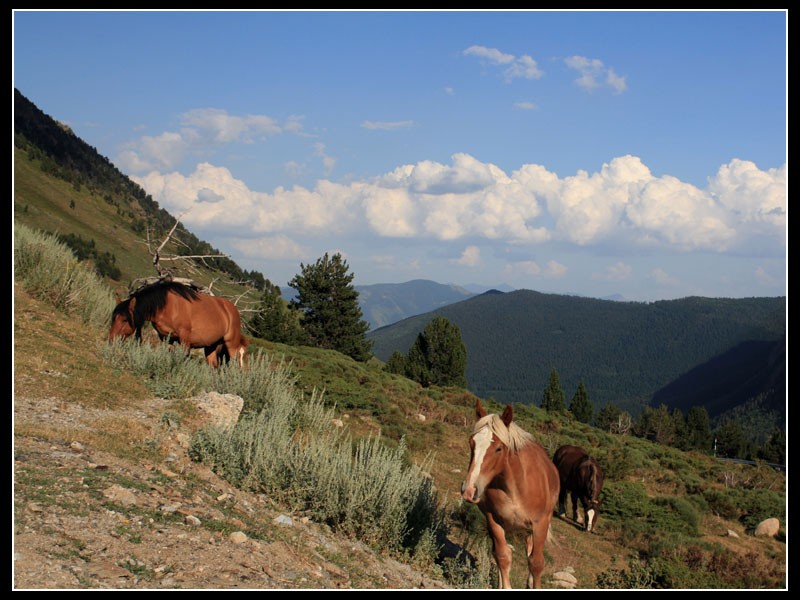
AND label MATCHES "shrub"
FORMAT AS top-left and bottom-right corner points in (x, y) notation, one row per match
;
(14, 223), (116, 327)
(189, 363), (443, 554)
